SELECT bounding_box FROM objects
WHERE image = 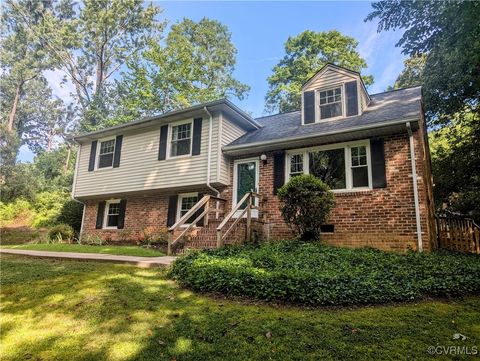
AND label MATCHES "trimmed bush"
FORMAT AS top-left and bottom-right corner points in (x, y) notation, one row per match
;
(170, 241), (480, 306)
(48, 224), (75, 242)
(277, 174), (335, 241)
(57, 200), (84, 232)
